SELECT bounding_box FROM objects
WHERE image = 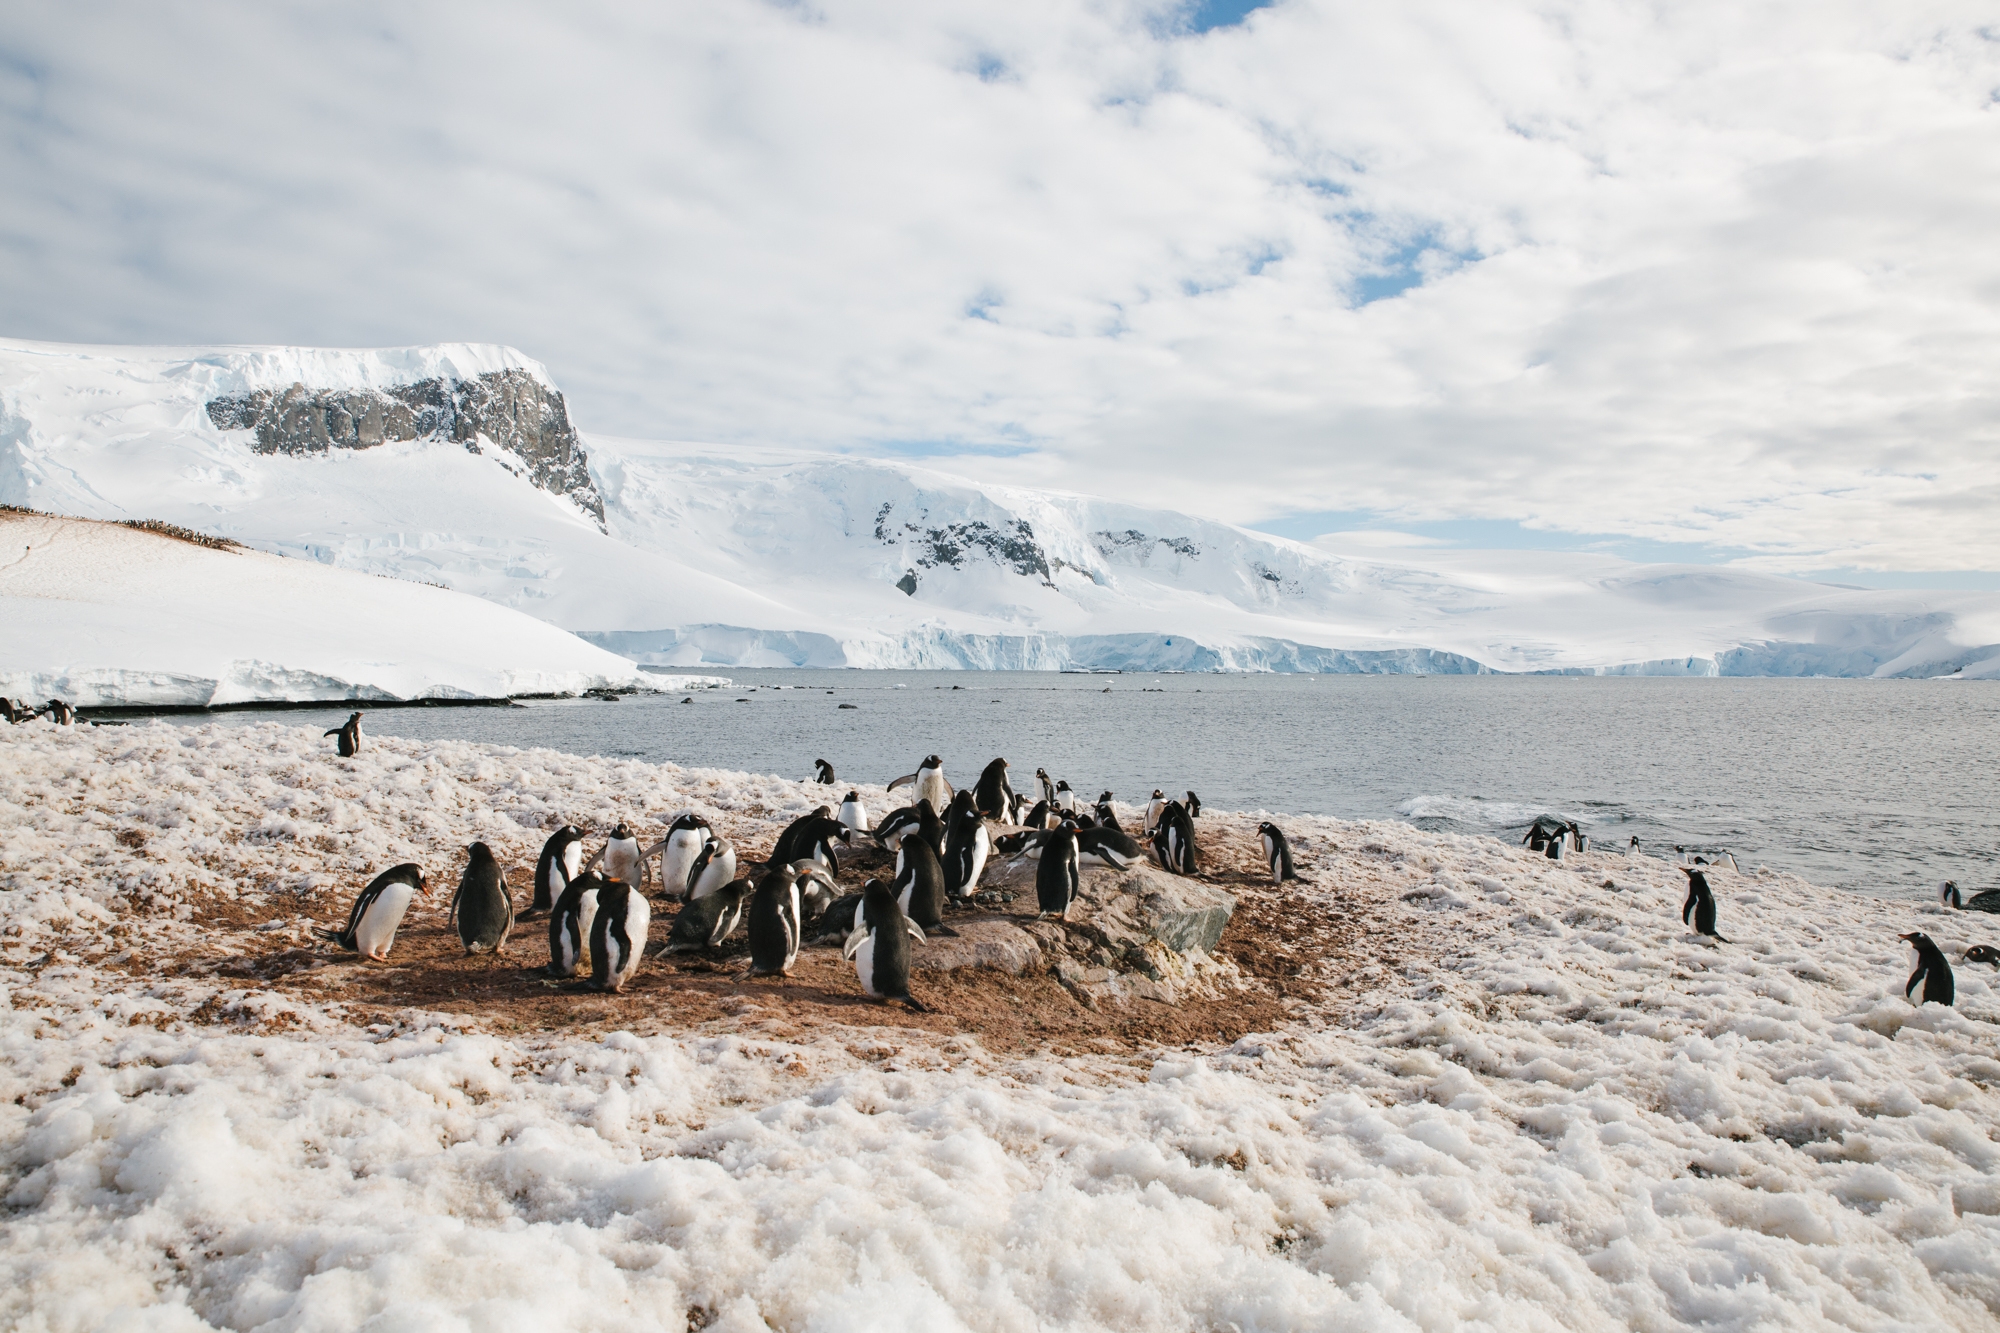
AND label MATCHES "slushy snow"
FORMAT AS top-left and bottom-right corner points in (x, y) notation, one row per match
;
(3, 718), (1997, 1329)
